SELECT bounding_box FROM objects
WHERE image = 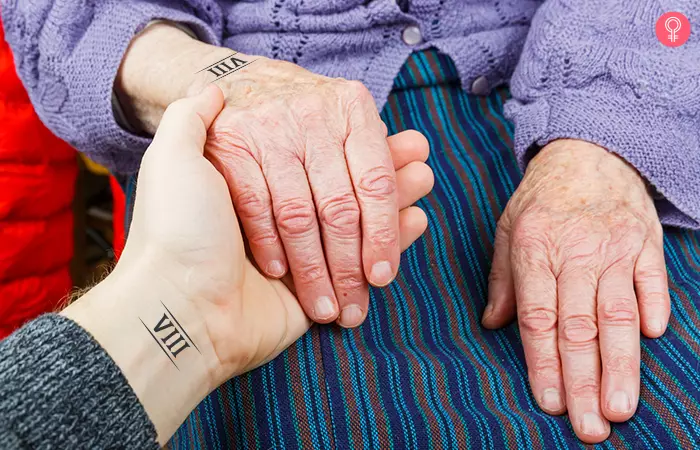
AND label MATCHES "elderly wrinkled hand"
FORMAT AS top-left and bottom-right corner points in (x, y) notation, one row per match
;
(188, 54), (433, 328)
(482, 139), (670, 444)
(124, 85), (432, 387)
